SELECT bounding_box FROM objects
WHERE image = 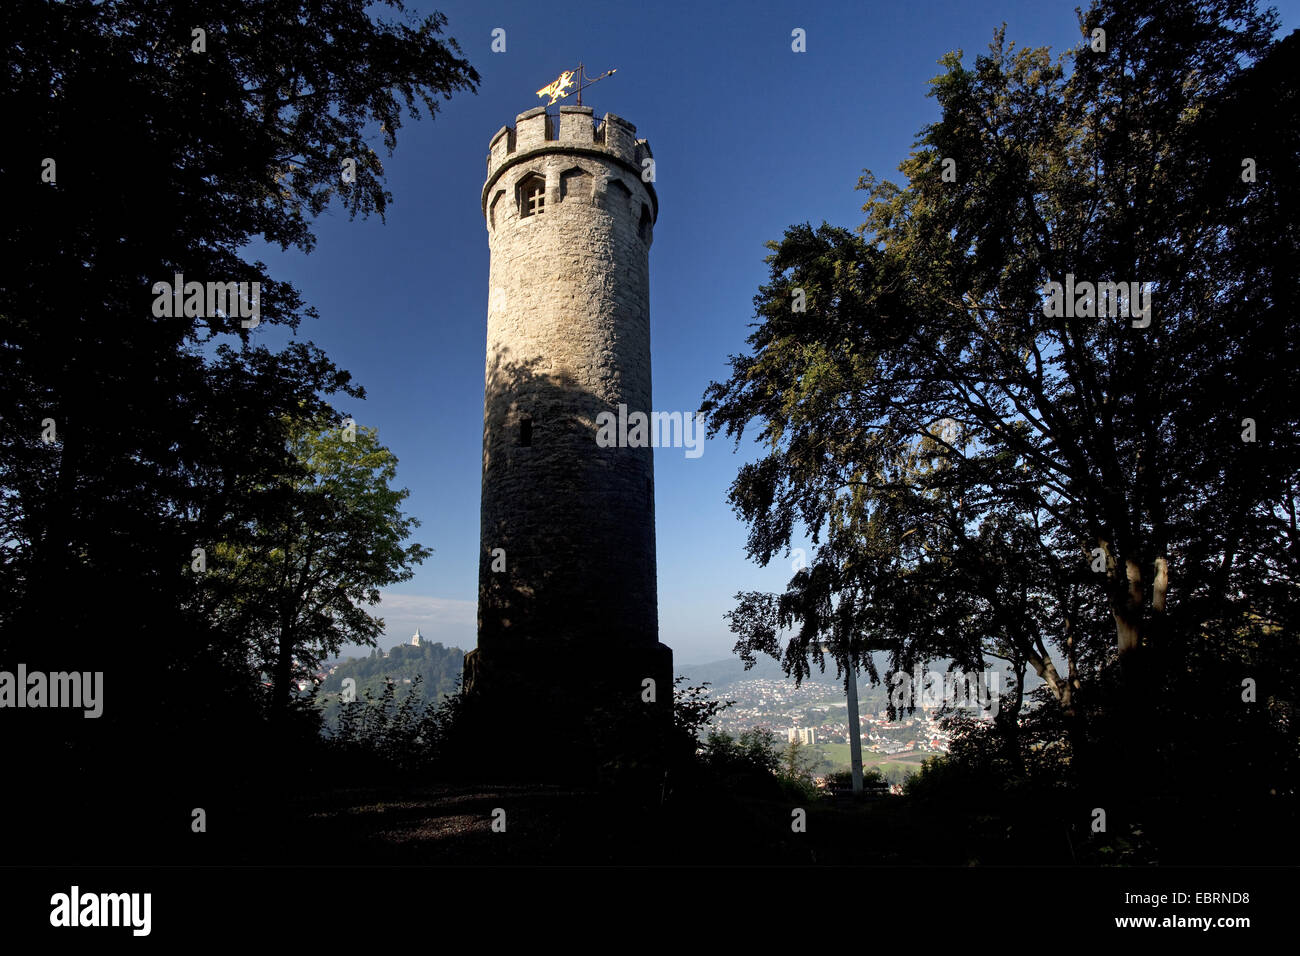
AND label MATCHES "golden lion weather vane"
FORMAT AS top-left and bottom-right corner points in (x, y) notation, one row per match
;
(536, 70), (575, 105)
(536, 62), (617, 107)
